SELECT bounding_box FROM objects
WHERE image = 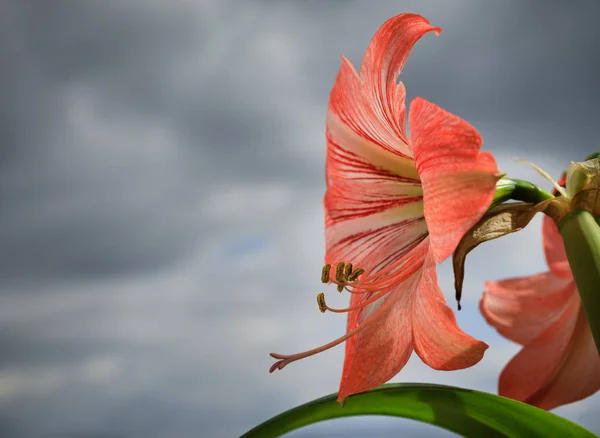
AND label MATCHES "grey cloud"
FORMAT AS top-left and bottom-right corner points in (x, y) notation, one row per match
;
(1, 1), (599, 437)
